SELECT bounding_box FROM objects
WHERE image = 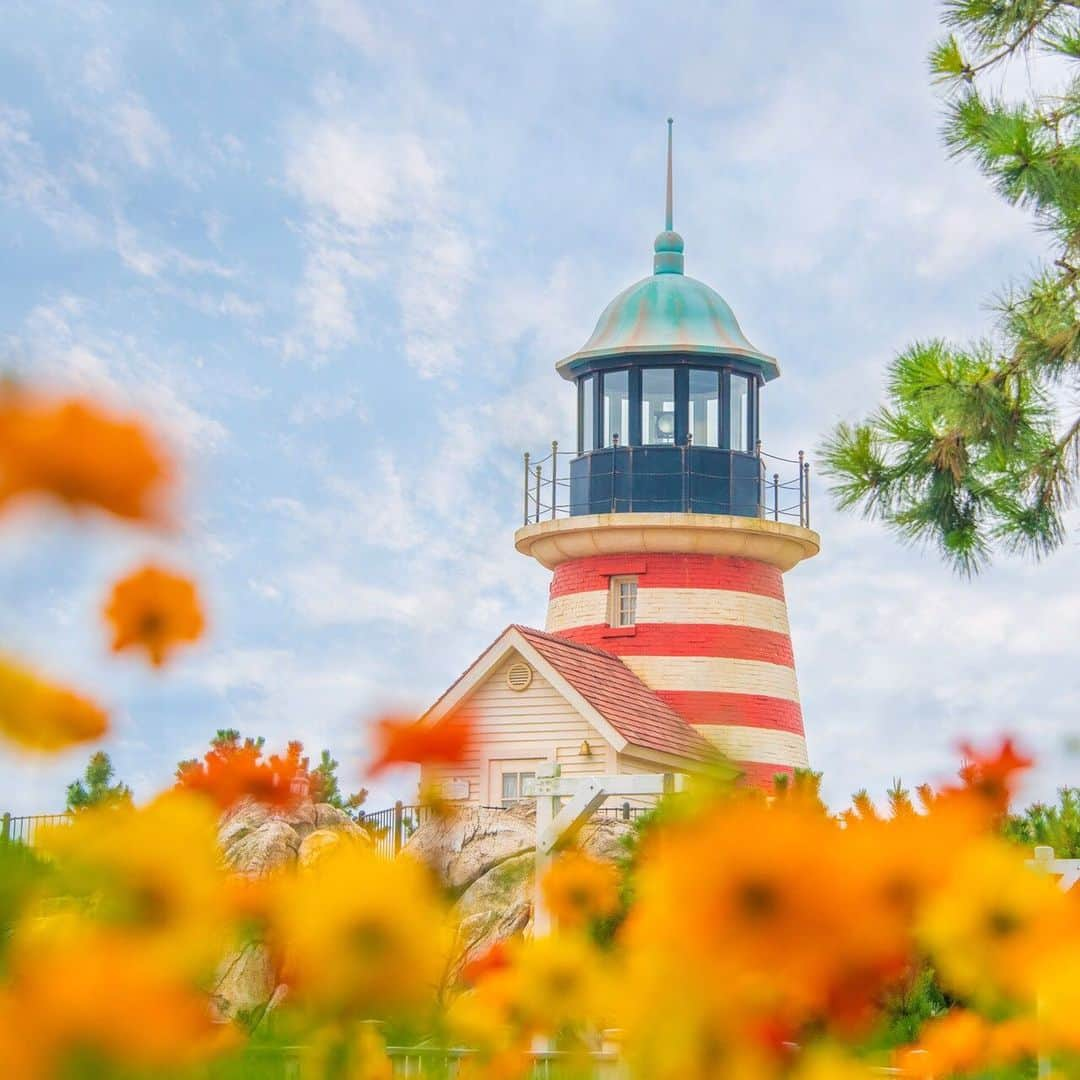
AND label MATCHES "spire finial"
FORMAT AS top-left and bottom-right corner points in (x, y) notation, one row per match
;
(654, 118), (684, 274)
(665, 117), (674, 231)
